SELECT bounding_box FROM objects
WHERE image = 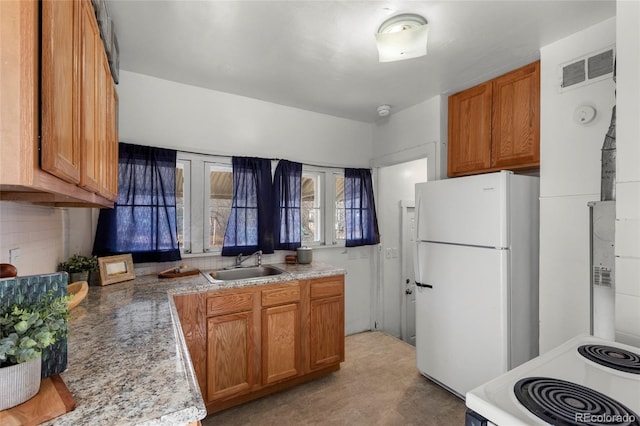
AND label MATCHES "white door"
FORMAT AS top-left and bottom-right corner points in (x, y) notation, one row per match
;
(415, 241), (509, 397)
(401, 202), (416, 345)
